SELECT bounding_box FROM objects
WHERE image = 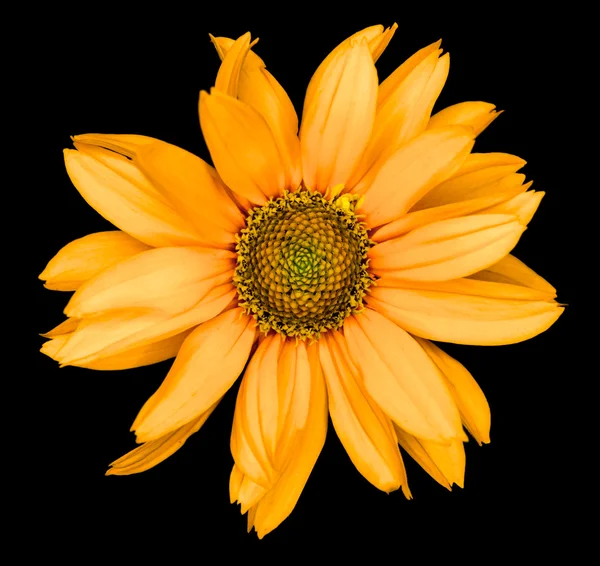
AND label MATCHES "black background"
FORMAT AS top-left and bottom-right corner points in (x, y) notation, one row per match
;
(29, 5), (580, 557)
